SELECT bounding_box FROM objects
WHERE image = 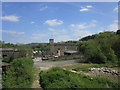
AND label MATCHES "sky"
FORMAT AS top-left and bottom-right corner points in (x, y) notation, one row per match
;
(1, 2), (118, 44)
